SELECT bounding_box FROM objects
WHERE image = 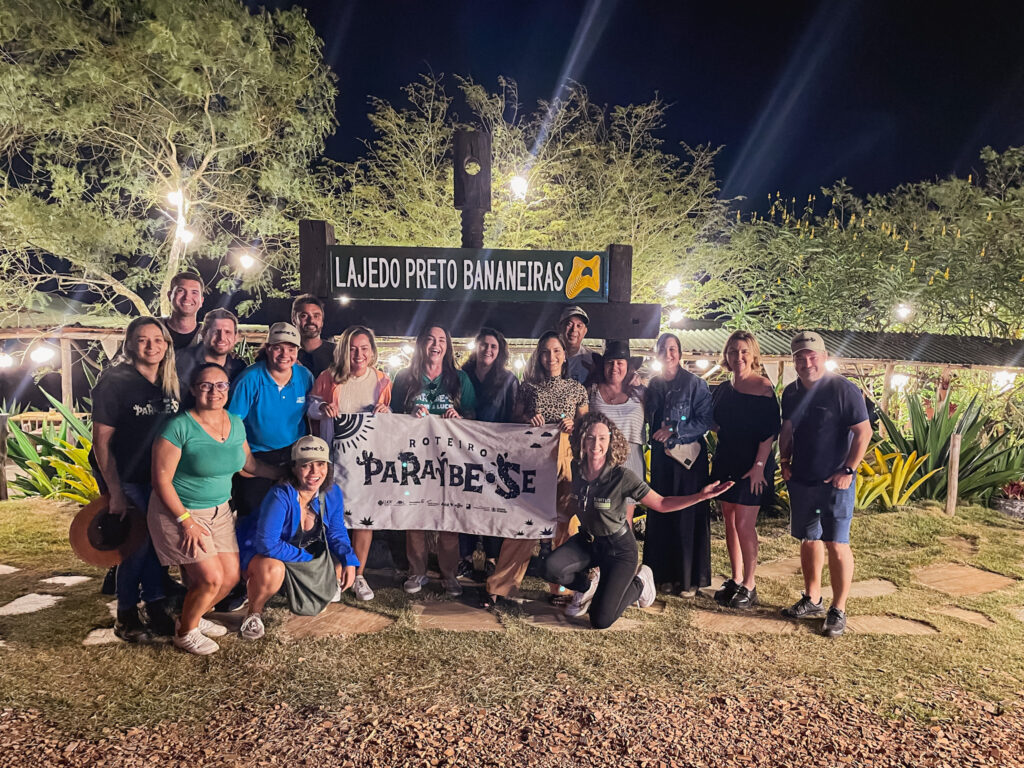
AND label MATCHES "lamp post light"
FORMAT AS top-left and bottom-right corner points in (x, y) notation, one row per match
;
(238, 251), (256, 270)
(29, 346), (56, 365)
